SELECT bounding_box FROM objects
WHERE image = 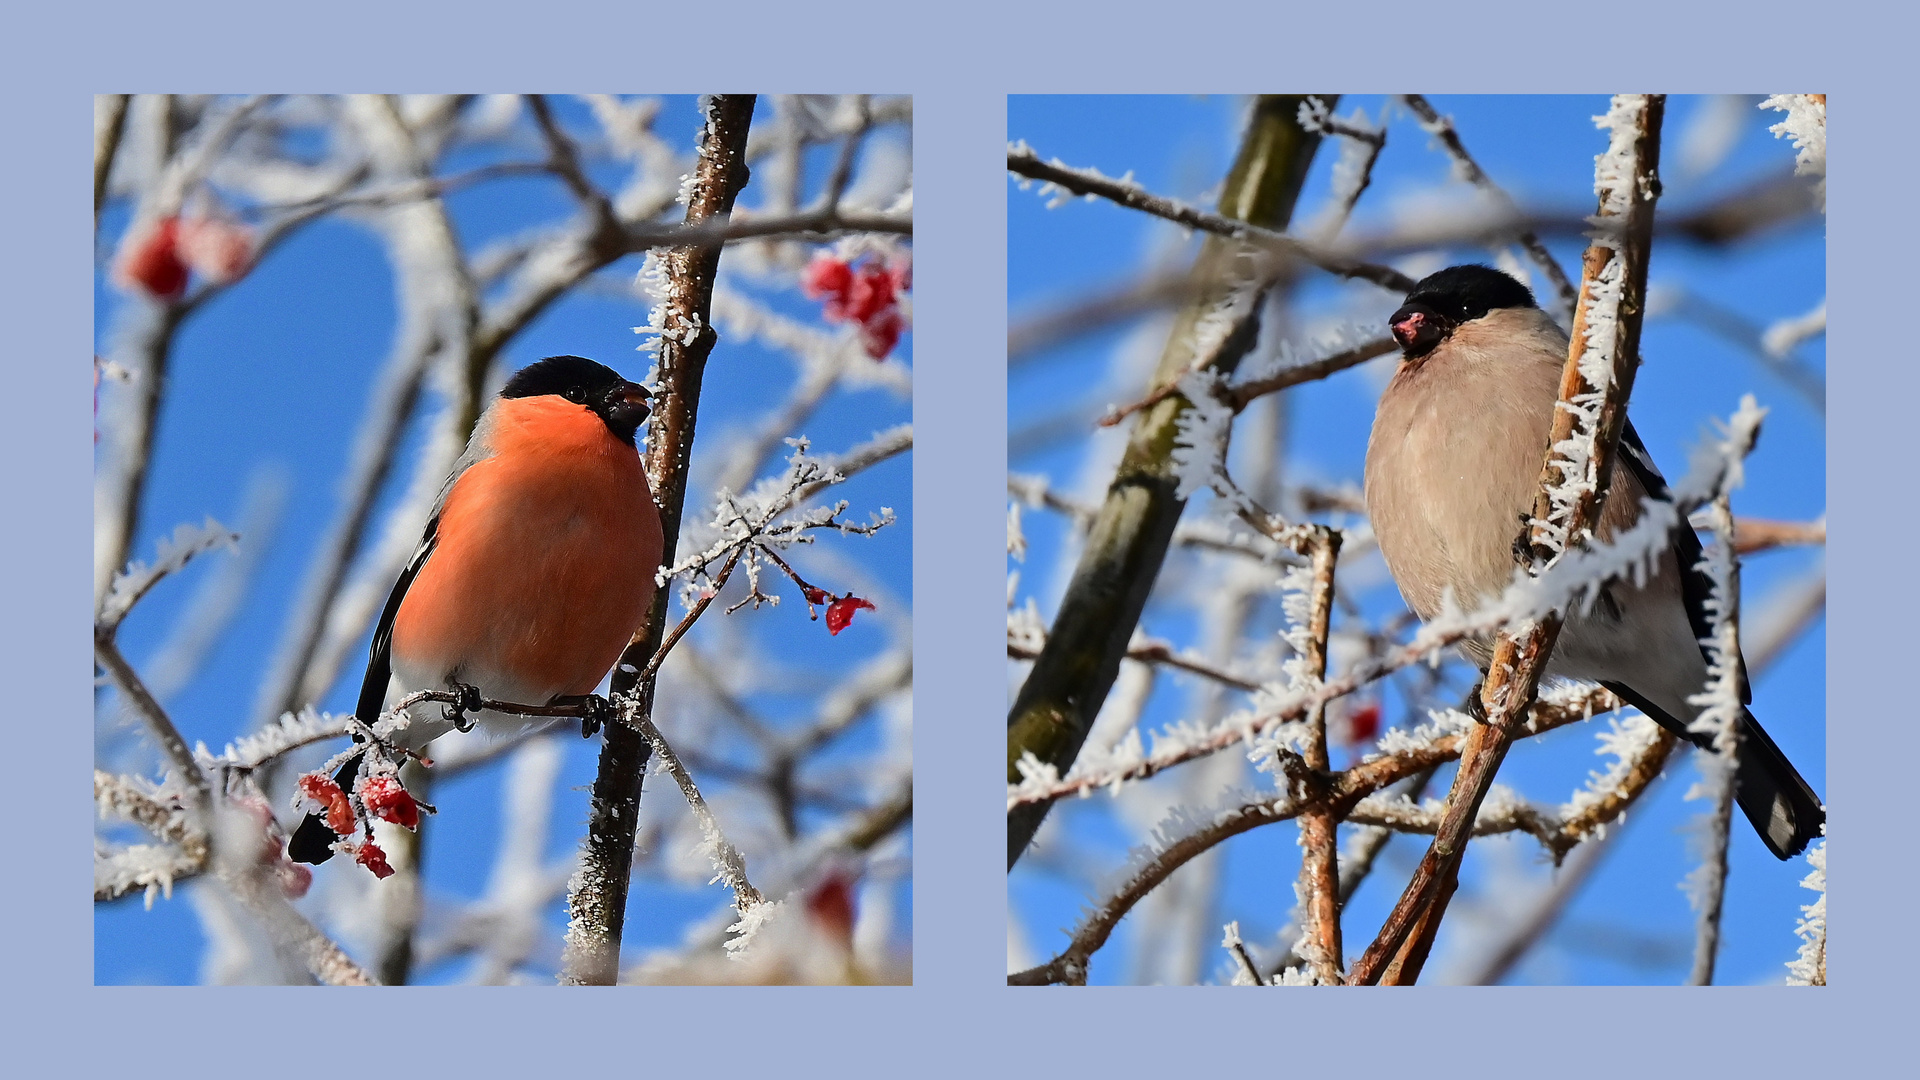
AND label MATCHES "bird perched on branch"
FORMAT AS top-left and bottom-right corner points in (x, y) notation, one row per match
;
(1363, 264), (1823, 859)
(289, 355), (665, 866)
